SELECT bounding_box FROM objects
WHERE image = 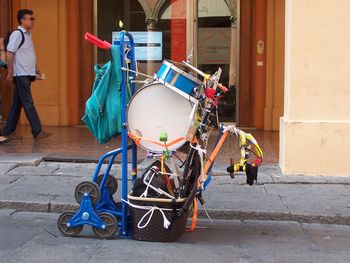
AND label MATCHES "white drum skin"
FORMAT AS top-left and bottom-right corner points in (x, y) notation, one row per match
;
(127, 82), (196, 153)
